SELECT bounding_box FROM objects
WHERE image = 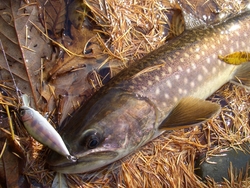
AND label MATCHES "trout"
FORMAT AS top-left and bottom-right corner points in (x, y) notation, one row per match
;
(47, 11), (250, 173)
